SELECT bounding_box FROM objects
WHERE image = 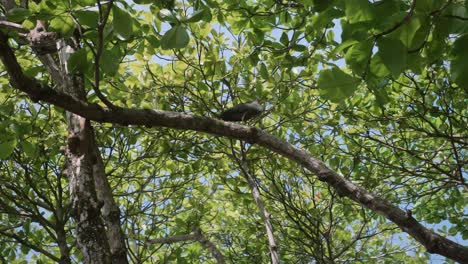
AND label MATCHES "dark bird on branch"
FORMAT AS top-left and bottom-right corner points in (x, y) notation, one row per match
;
(220, 99), (264, 122)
